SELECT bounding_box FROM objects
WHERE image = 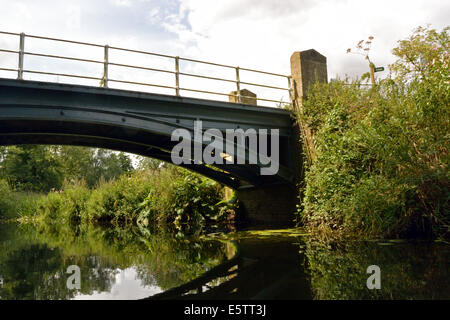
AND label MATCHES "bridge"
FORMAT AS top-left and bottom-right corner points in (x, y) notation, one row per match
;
(0, 31), (327, 225)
